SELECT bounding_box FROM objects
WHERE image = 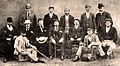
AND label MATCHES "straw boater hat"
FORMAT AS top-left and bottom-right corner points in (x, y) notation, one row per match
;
(24, 20), (31, 24)
(37, 36), (48, 44)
